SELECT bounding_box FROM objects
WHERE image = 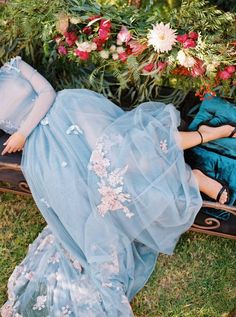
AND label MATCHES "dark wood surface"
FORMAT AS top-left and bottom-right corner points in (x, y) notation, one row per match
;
(0, 129), (235, 239)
